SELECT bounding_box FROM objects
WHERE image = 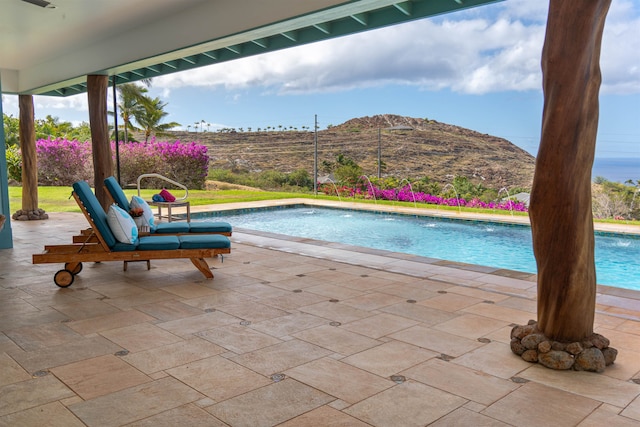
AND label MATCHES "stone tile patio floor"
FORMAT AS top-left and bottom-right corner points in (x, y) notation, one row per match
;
(1, 206), (639, 426)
